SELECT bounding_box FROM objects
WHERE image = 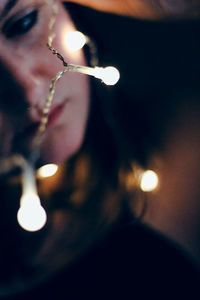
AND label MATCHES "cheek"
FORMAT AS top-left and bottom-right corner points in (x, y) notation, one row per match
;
(36, 5), (90, 163)
(40, 73), (90, 164)
(40, 119), (87, 164)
